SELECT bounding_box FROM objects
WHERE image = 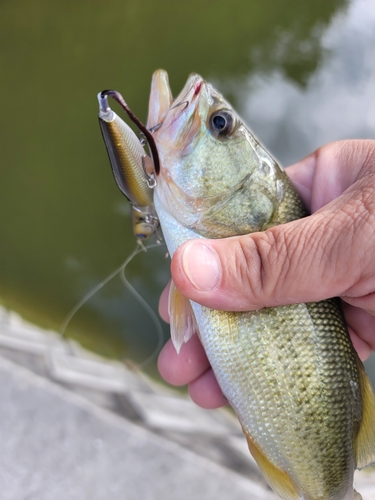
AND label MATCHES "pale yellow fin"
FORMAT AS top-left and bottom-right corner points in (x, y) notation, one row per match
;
(168, 281), (198, 354)
(244, 430), (300, 500)
(354, 489), (362, 500)
(355, 361), (375, 469)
